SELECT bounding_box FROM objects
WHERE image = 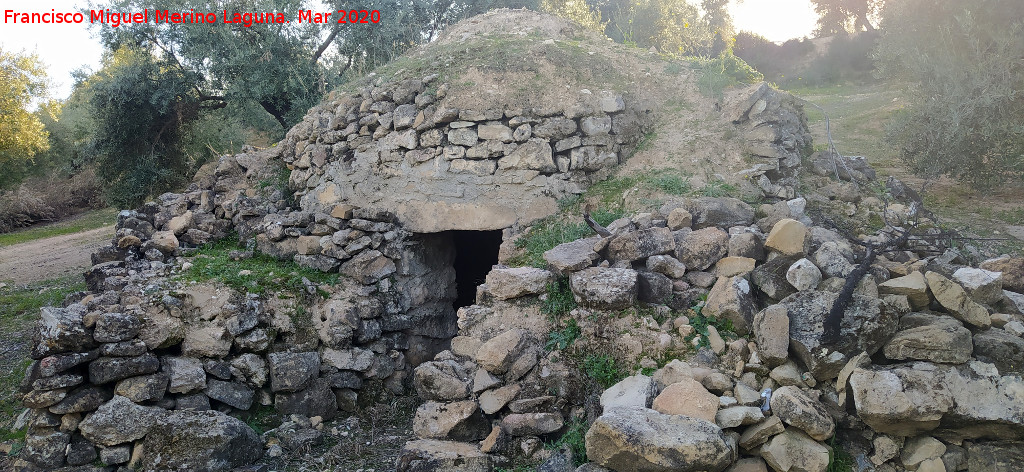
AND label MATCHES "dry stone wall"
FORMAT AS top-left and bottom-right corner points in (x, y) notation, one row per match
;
(279, 75), (642, 232)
